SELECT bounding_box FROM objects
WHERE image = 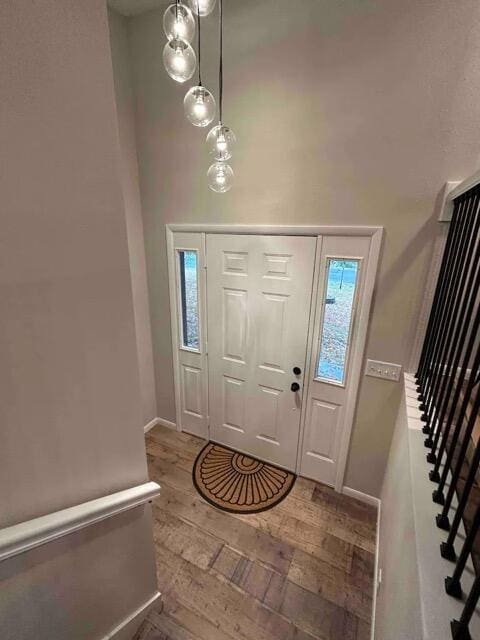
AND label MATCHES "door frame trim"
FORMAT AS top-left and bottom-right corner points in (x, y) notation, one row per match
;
(168, 223), (381, 237)
(166, 224), (383, 491)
